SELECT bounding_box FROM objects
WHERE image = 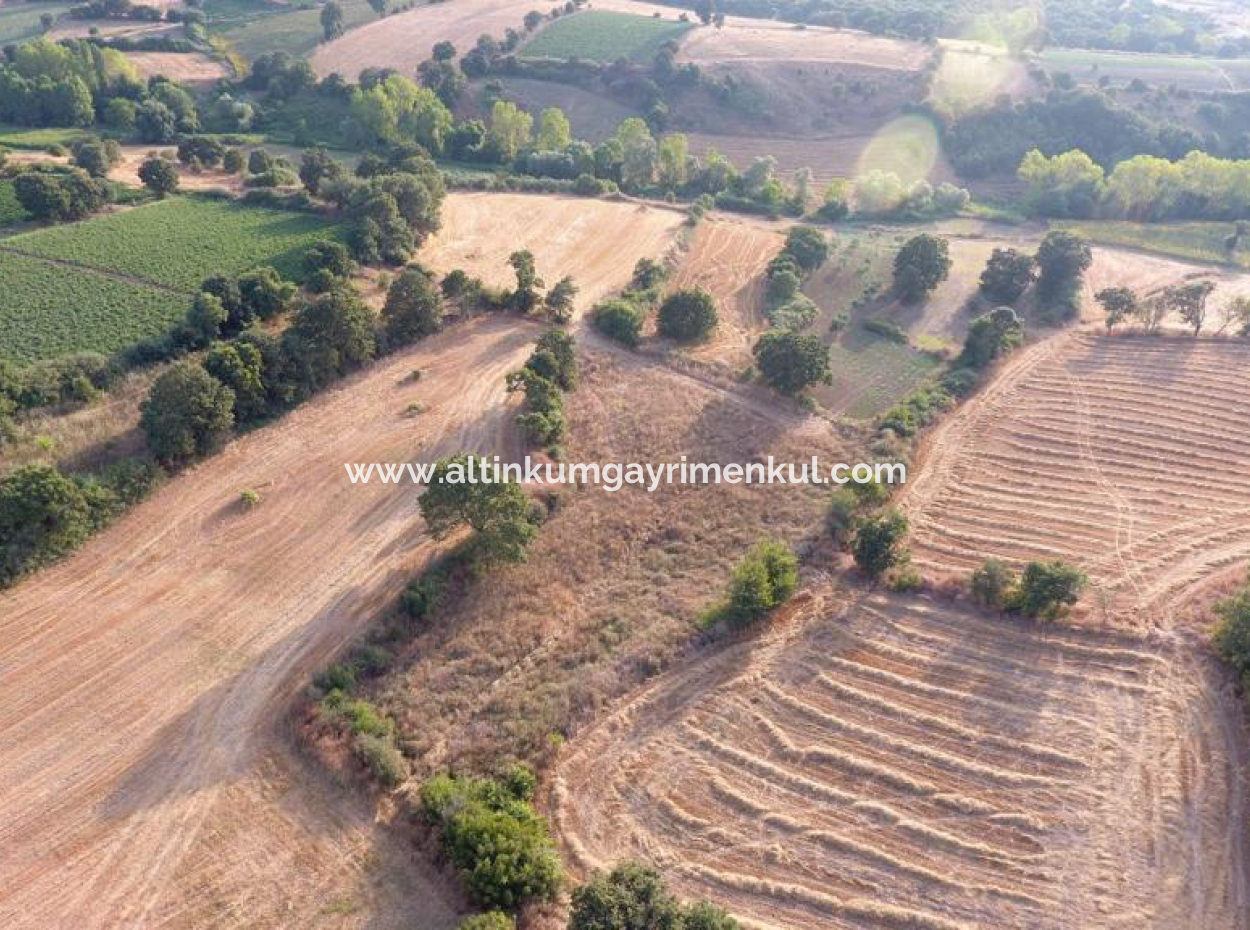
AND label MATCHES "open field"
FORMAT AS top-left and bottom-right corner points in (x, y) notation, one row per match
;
(311, 0), (536, 79)
(1031, 46), (1250, 91)
(4, 195), (341, 292)
(210, 0), (375, 63)
(669, 214), (785, 372)
(906, 330), (1250, 618)
(1058, 219), (1250, 269)
(124, 50), (231, 85)
(676, 18), (930, 69)
(419, 191), (685, 308)
(0, 191), (688, 929)
(0, 1), (71, 44)
(0, 123), (84, 151)
(520, 9), (691, 62)
(0, 250), (183, 364)
(556, 579), (1249, 930)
